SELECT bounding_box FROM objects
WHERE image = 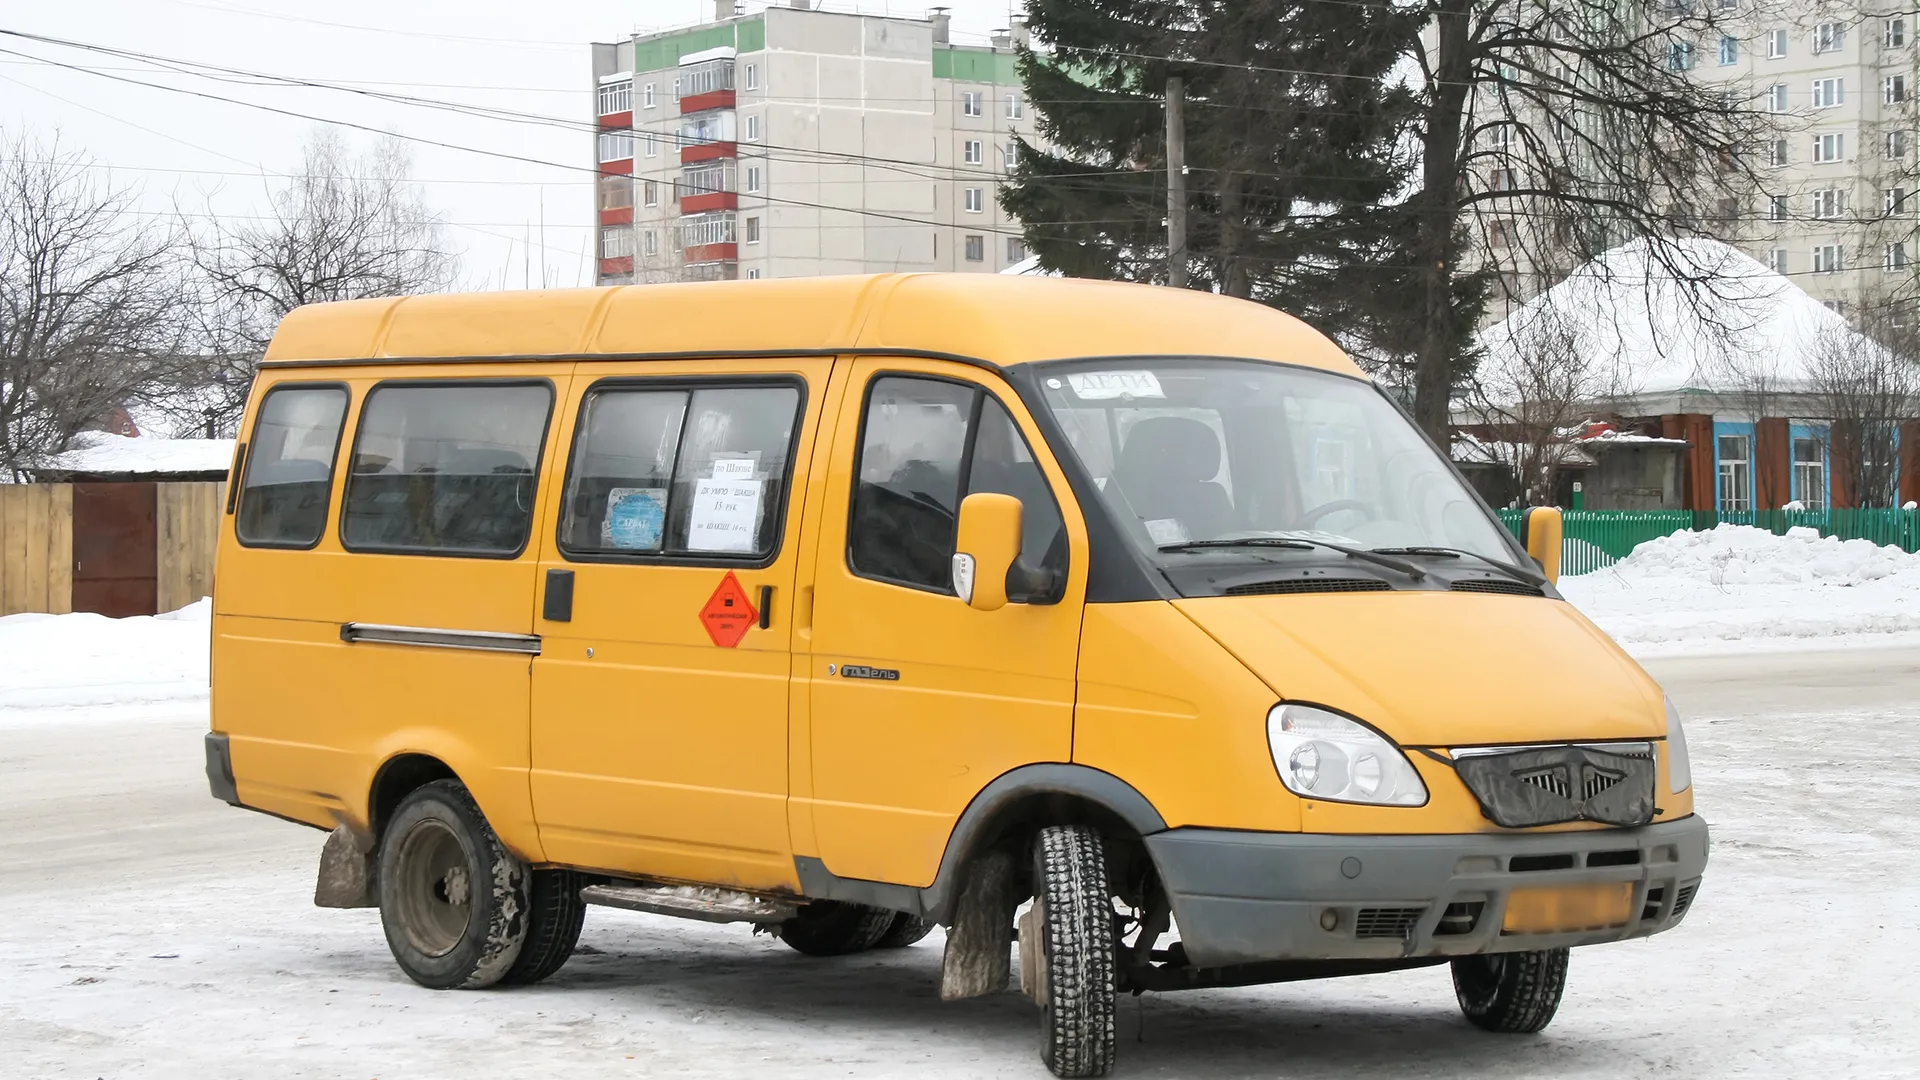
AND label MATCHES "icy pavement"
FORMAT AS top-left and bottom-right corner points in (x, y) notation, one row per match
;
(3, 649), (1918, 1078)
